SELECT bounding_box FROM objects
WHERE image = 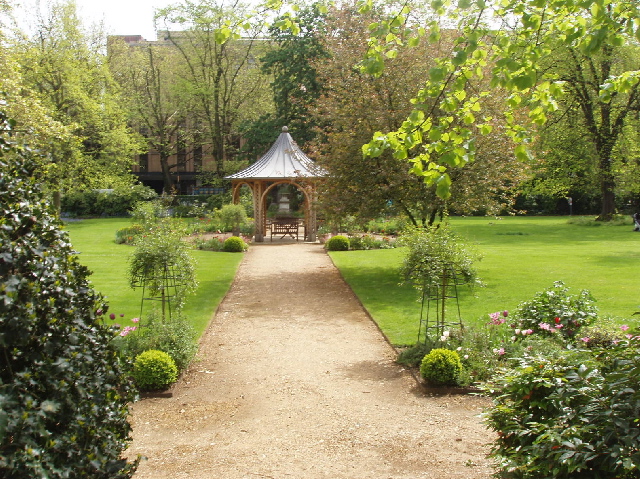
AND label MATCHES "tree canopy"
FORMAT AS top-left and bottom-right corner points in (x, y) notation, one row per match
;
(359, 0), (640, 218)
